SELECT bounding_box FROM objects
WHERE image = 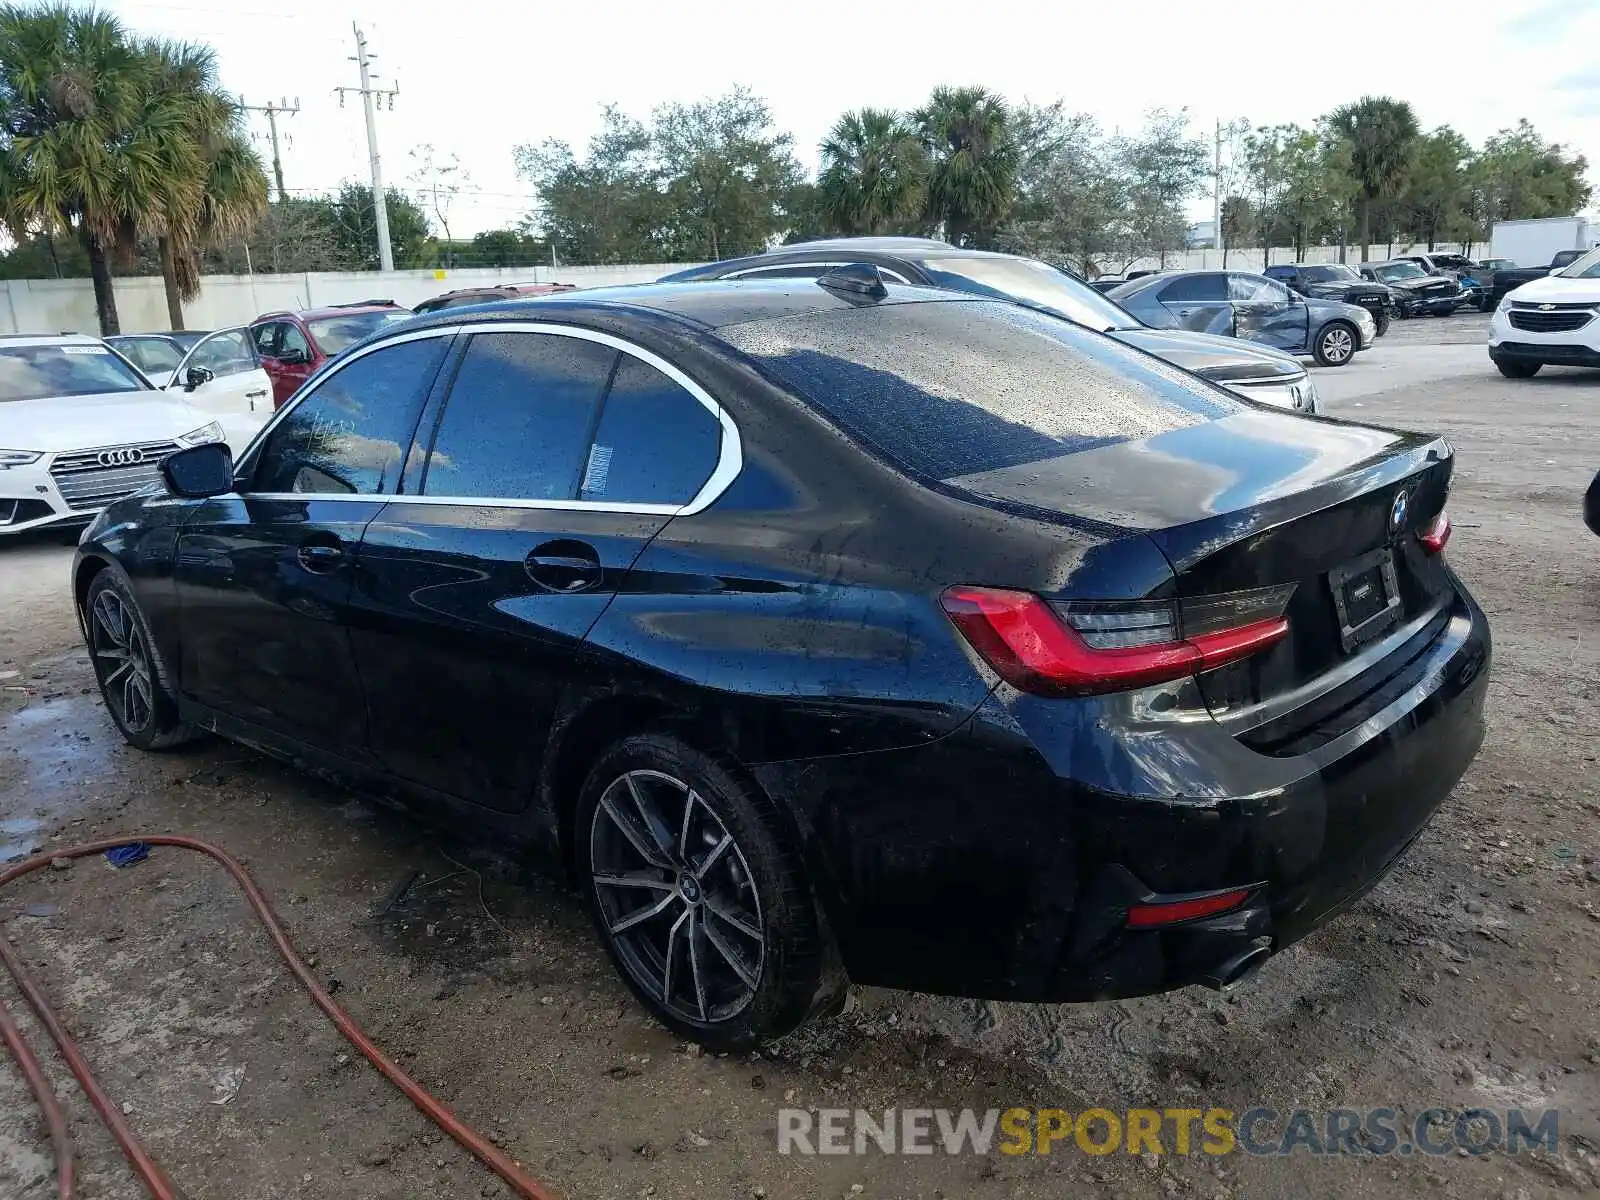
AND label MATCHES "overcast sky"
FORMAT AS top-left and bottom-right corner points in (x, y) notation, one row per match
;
(106, 0), (1600, 237)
